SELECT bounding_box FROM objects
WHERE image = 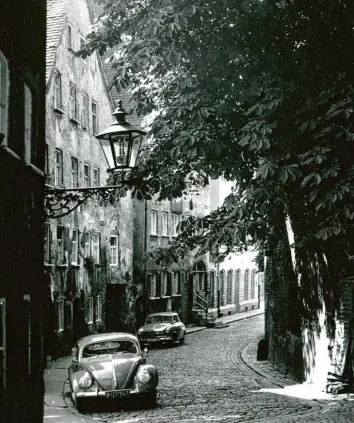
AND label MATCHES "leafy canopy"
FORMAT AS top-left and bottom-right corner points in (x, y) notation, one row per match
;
(83, 0), (354, 274)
